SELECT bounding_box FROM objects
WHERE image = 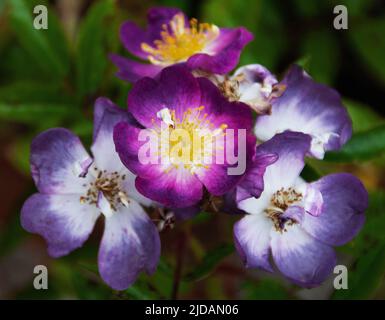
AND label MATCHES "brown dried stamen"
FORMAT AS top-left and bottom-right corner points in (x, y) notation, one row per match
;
(266, 187), (302, 232)
(217, 74), (244, 102)
(80, 167), (129, 212)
